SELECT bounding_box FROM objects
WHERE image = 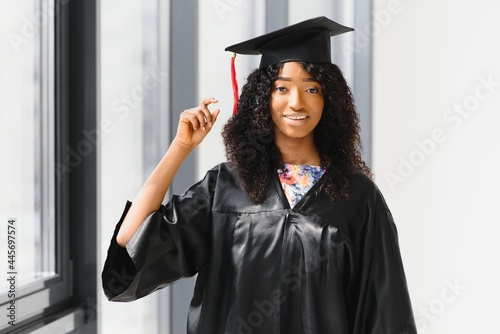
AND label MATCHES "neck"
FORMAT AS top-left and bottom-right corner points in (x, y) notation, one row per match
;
(275, 135), (320, 166)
